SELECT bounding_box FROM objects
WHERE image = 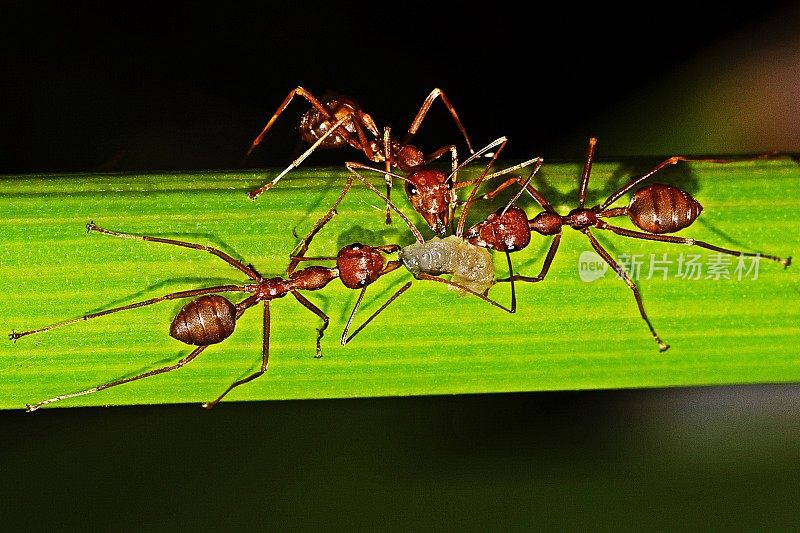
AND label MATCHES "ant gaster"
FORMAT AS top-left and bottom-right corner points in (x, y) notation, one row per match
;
(463, 137), (792, 351)
(11, 218), (401, 411)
